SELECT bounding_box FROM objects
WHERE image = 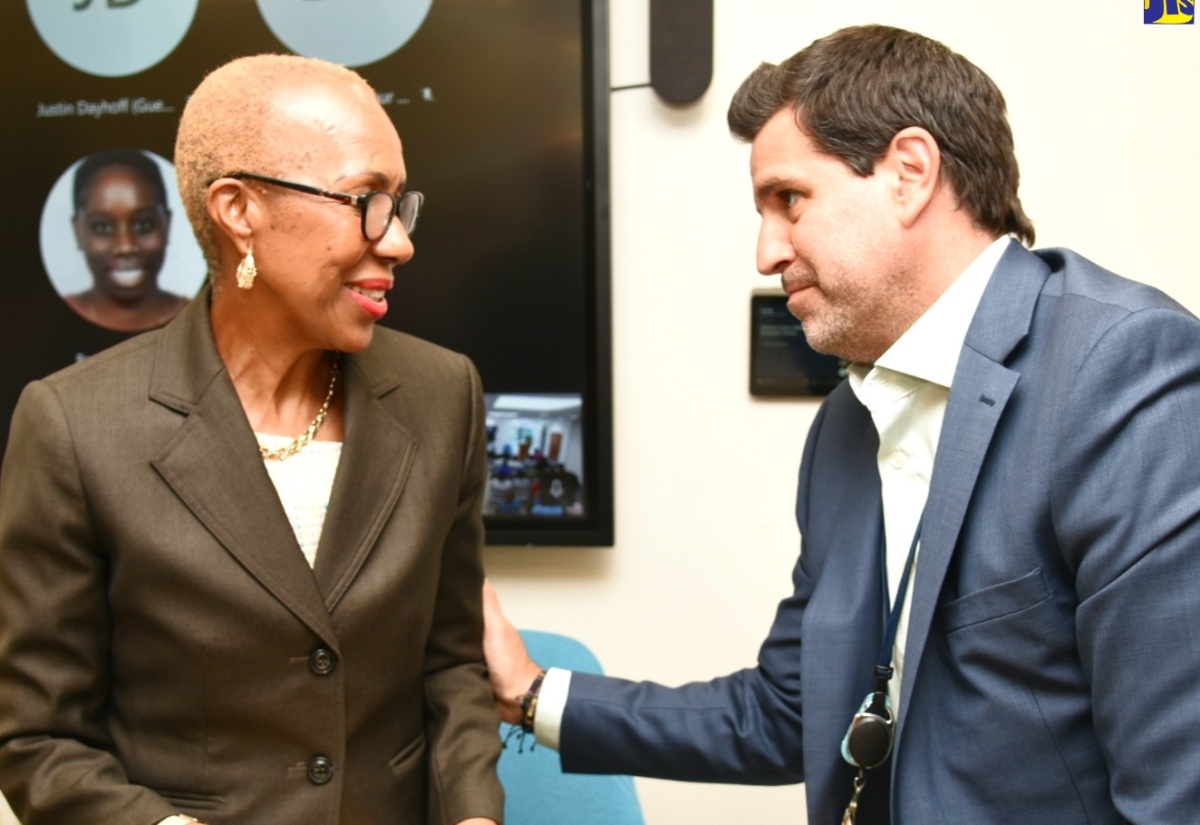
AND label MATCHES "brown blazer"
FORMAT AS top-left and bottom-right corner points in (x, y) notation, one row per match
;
(0, 290), (504, 825)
